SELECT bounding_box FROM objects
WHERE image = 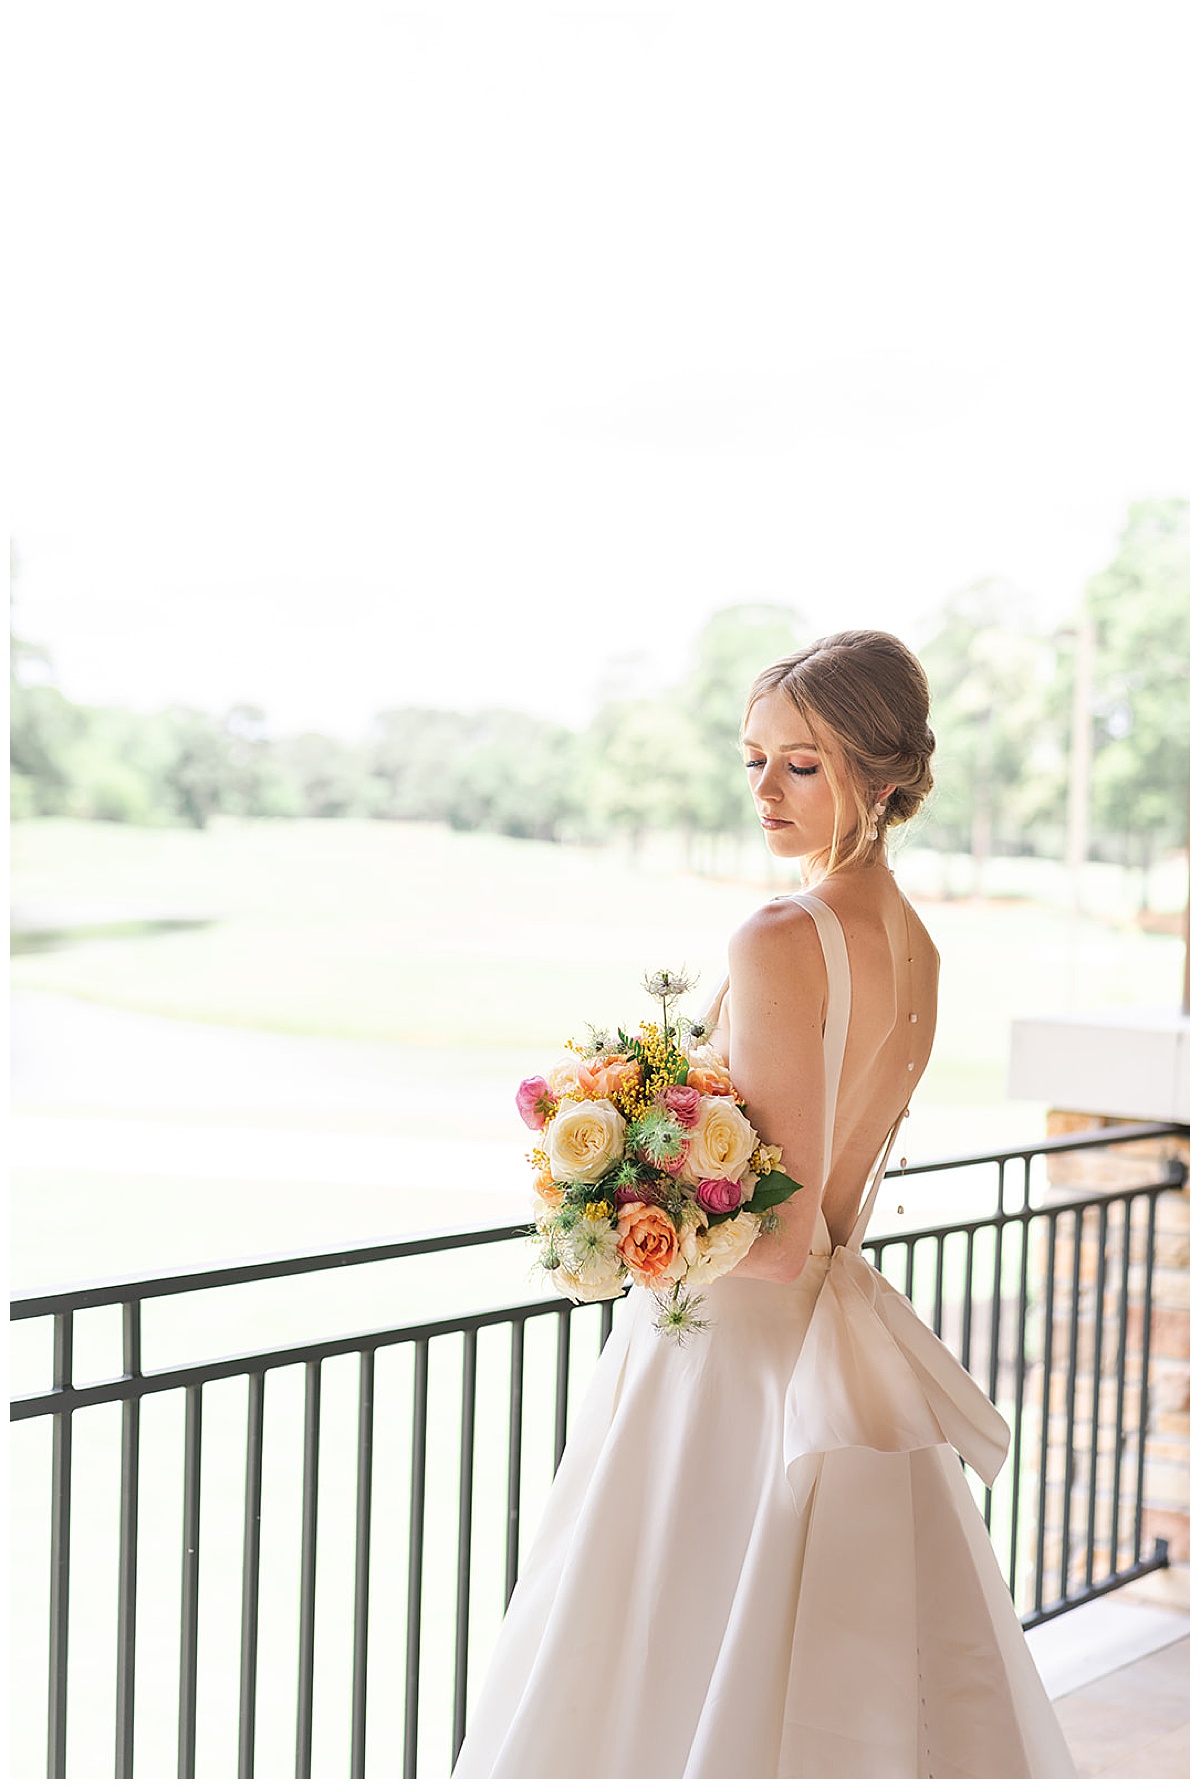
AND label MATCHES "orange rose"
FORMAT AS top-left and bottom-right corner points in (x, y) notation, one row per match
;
(615, 1200), (681, 1286)
(686, 1051), (738, 1099)
(573, 1053), (637, 1100)
(532, 1165), (564, 1209)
